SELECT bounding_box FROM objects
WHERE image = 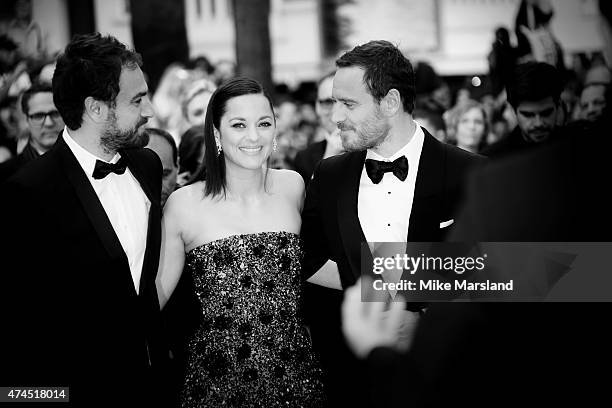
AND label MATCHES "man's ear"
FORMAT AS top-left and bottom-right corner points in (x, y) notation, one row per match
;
(381, 88), (402, 116)
(84, 96), (109, 124)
